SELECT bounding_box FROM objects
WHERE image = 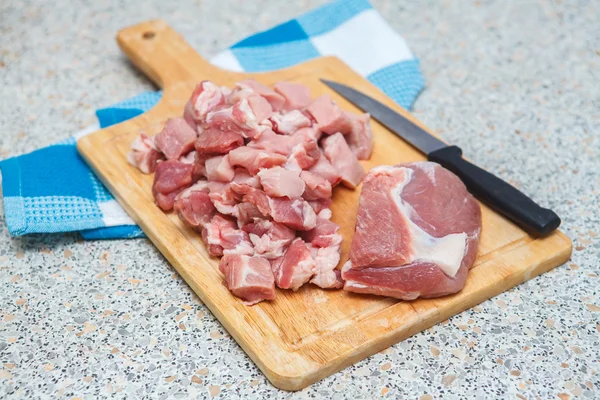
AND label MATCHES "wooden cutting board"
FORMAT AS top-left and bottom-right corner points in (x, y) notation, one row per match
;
(77, 20), (572, 391)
